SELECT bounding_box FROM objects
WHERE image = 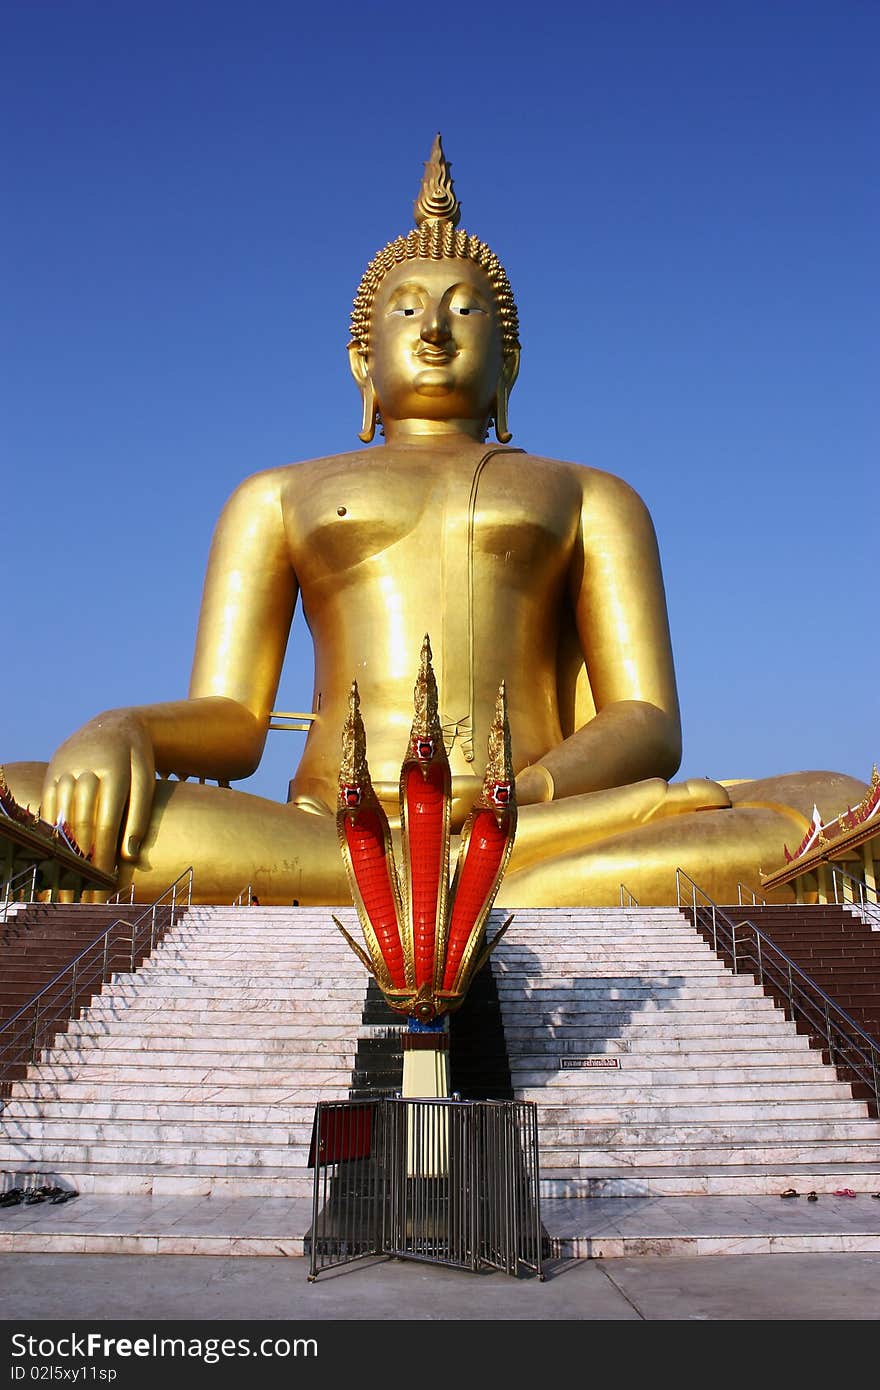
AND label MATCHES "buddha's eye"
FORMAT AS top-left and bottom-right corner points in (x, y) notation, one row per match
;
(452, 304), (486, 317)
(388, 304), (420, 317)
